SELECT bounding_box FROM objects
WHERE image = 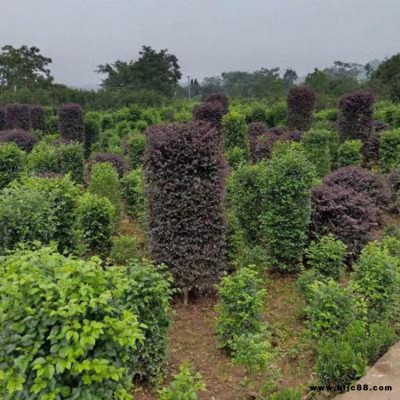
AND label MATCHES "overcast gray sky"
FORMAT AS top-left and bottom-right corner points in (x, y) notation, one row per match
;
(0, 0), (399, 86)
